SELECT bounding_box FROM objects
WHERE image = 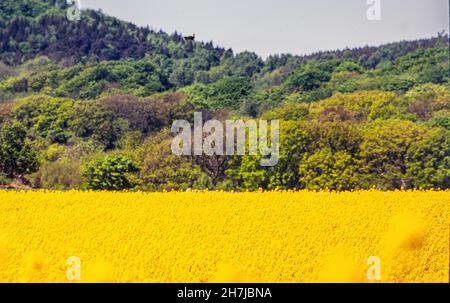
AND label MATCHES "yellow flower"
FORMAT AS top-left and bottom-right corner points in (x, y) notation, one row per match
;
(0, 190), (448, 282)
